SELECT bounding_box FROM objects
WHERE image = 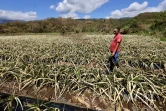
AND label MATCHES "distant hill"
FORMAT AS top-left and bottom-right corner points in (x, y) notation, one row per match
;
(0, 19), (14, 24)
(0, 11), (166, 39)
(120, 11), (166, 37)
